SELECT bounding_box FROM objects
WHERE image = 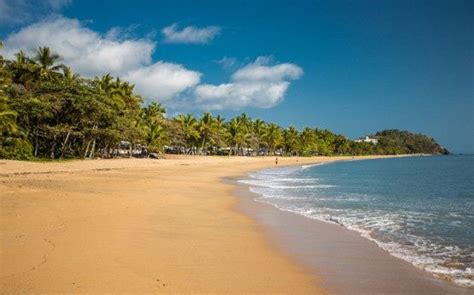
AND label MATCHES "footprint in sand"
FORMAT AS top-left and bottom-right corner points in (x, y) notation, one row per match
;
(156, 279), (167, 288)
